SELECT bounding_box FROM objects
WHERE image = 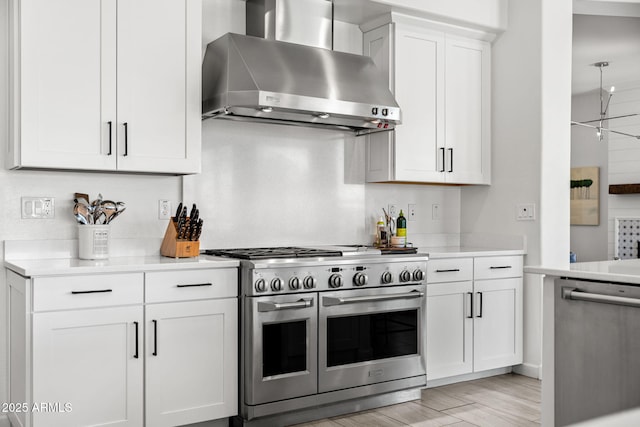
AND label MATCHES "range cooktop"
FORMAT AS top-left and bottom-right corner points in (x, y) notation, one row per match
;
(202, 246), (343, 260)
